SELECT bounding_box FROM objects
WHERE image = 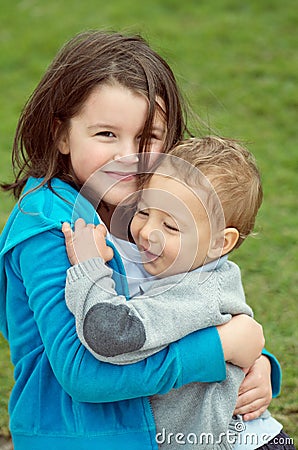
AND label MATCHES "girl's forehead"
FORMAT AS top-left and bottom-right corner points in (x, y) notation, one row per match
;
(73, 84), (148, 126)
(78, 84), (166, 124)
